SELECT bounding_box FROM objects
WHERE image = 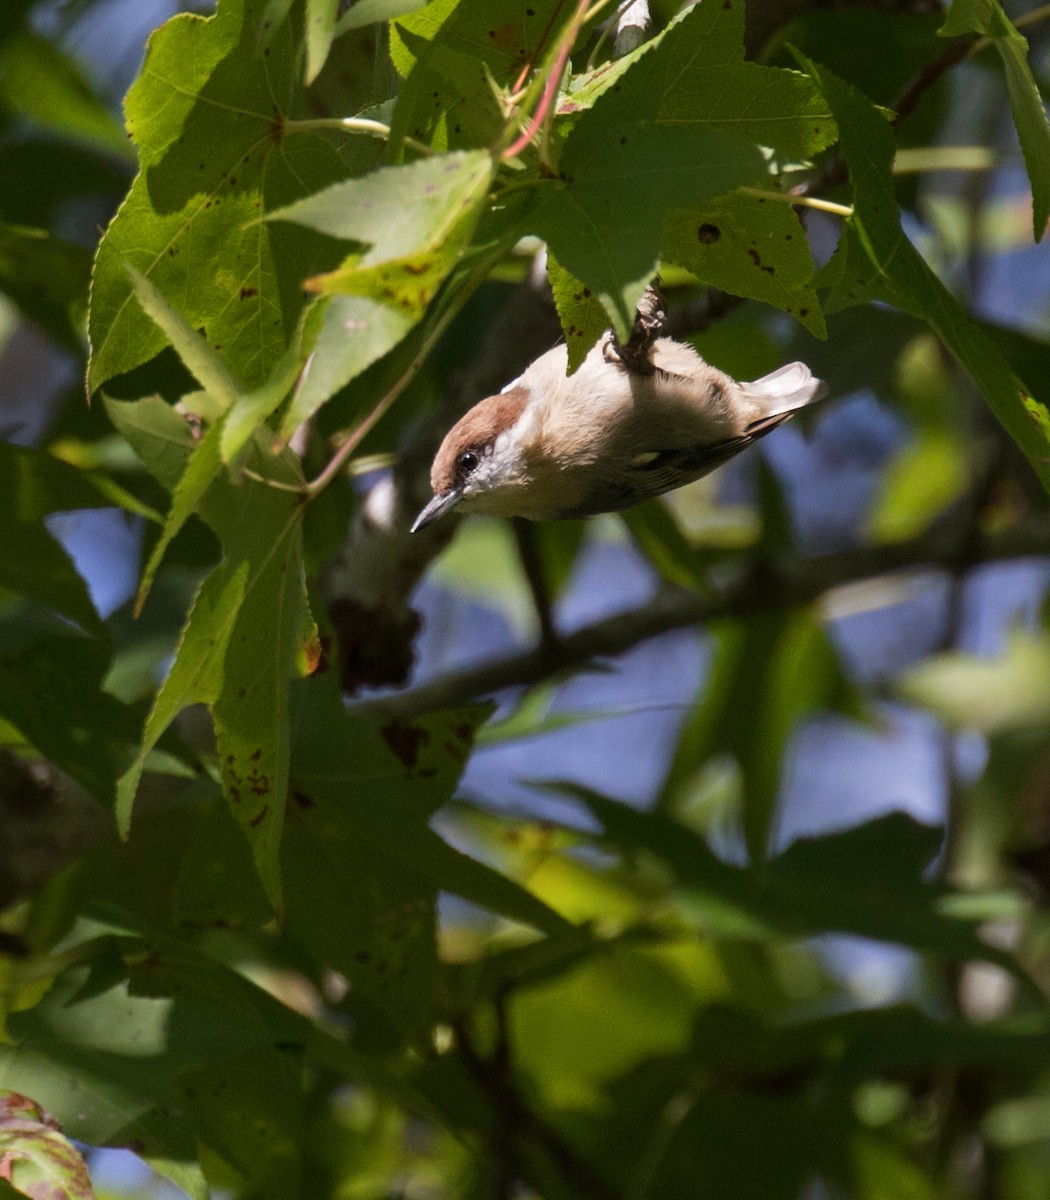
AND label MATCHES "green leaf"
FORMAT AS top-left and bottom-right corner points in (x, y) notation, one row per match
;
(546, 252), (610, 374)
(270, 150), (494, 315)
(0, 965), (202, 1165)
(118, 452), (312, 912)
(304, 0), (337, 84)
(388, 1), (565, 152)
(0, 223), (91, 349)
(0, 32), (133, 160)
(0, 632), (138, 806)
(533, 0), (835, 336)
(898, 630), (1050, 732)
(136, 417), (226, 614)
(289, 675), (572, 936)
(174, 789), (272, 931)
(0, 947), (308, 1182)
(89, 0), (351, 392)
(803, 55), (1050, 495)
(279, 294), (415, 433)
(940, 0), (1050, 241)
(104, 394), (197, 493)
(178, 1049), (303, 1199)
(662, 193), (826, 338)
(870, 432), (967, 542)
(126, 265), (243, 409)
(117, 565), (248, 831)
(0, 1090), (95, 1200)
(266, 151), (494, 423)
(335, 0), (428, 35)
(580, 793), (1033, 980)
